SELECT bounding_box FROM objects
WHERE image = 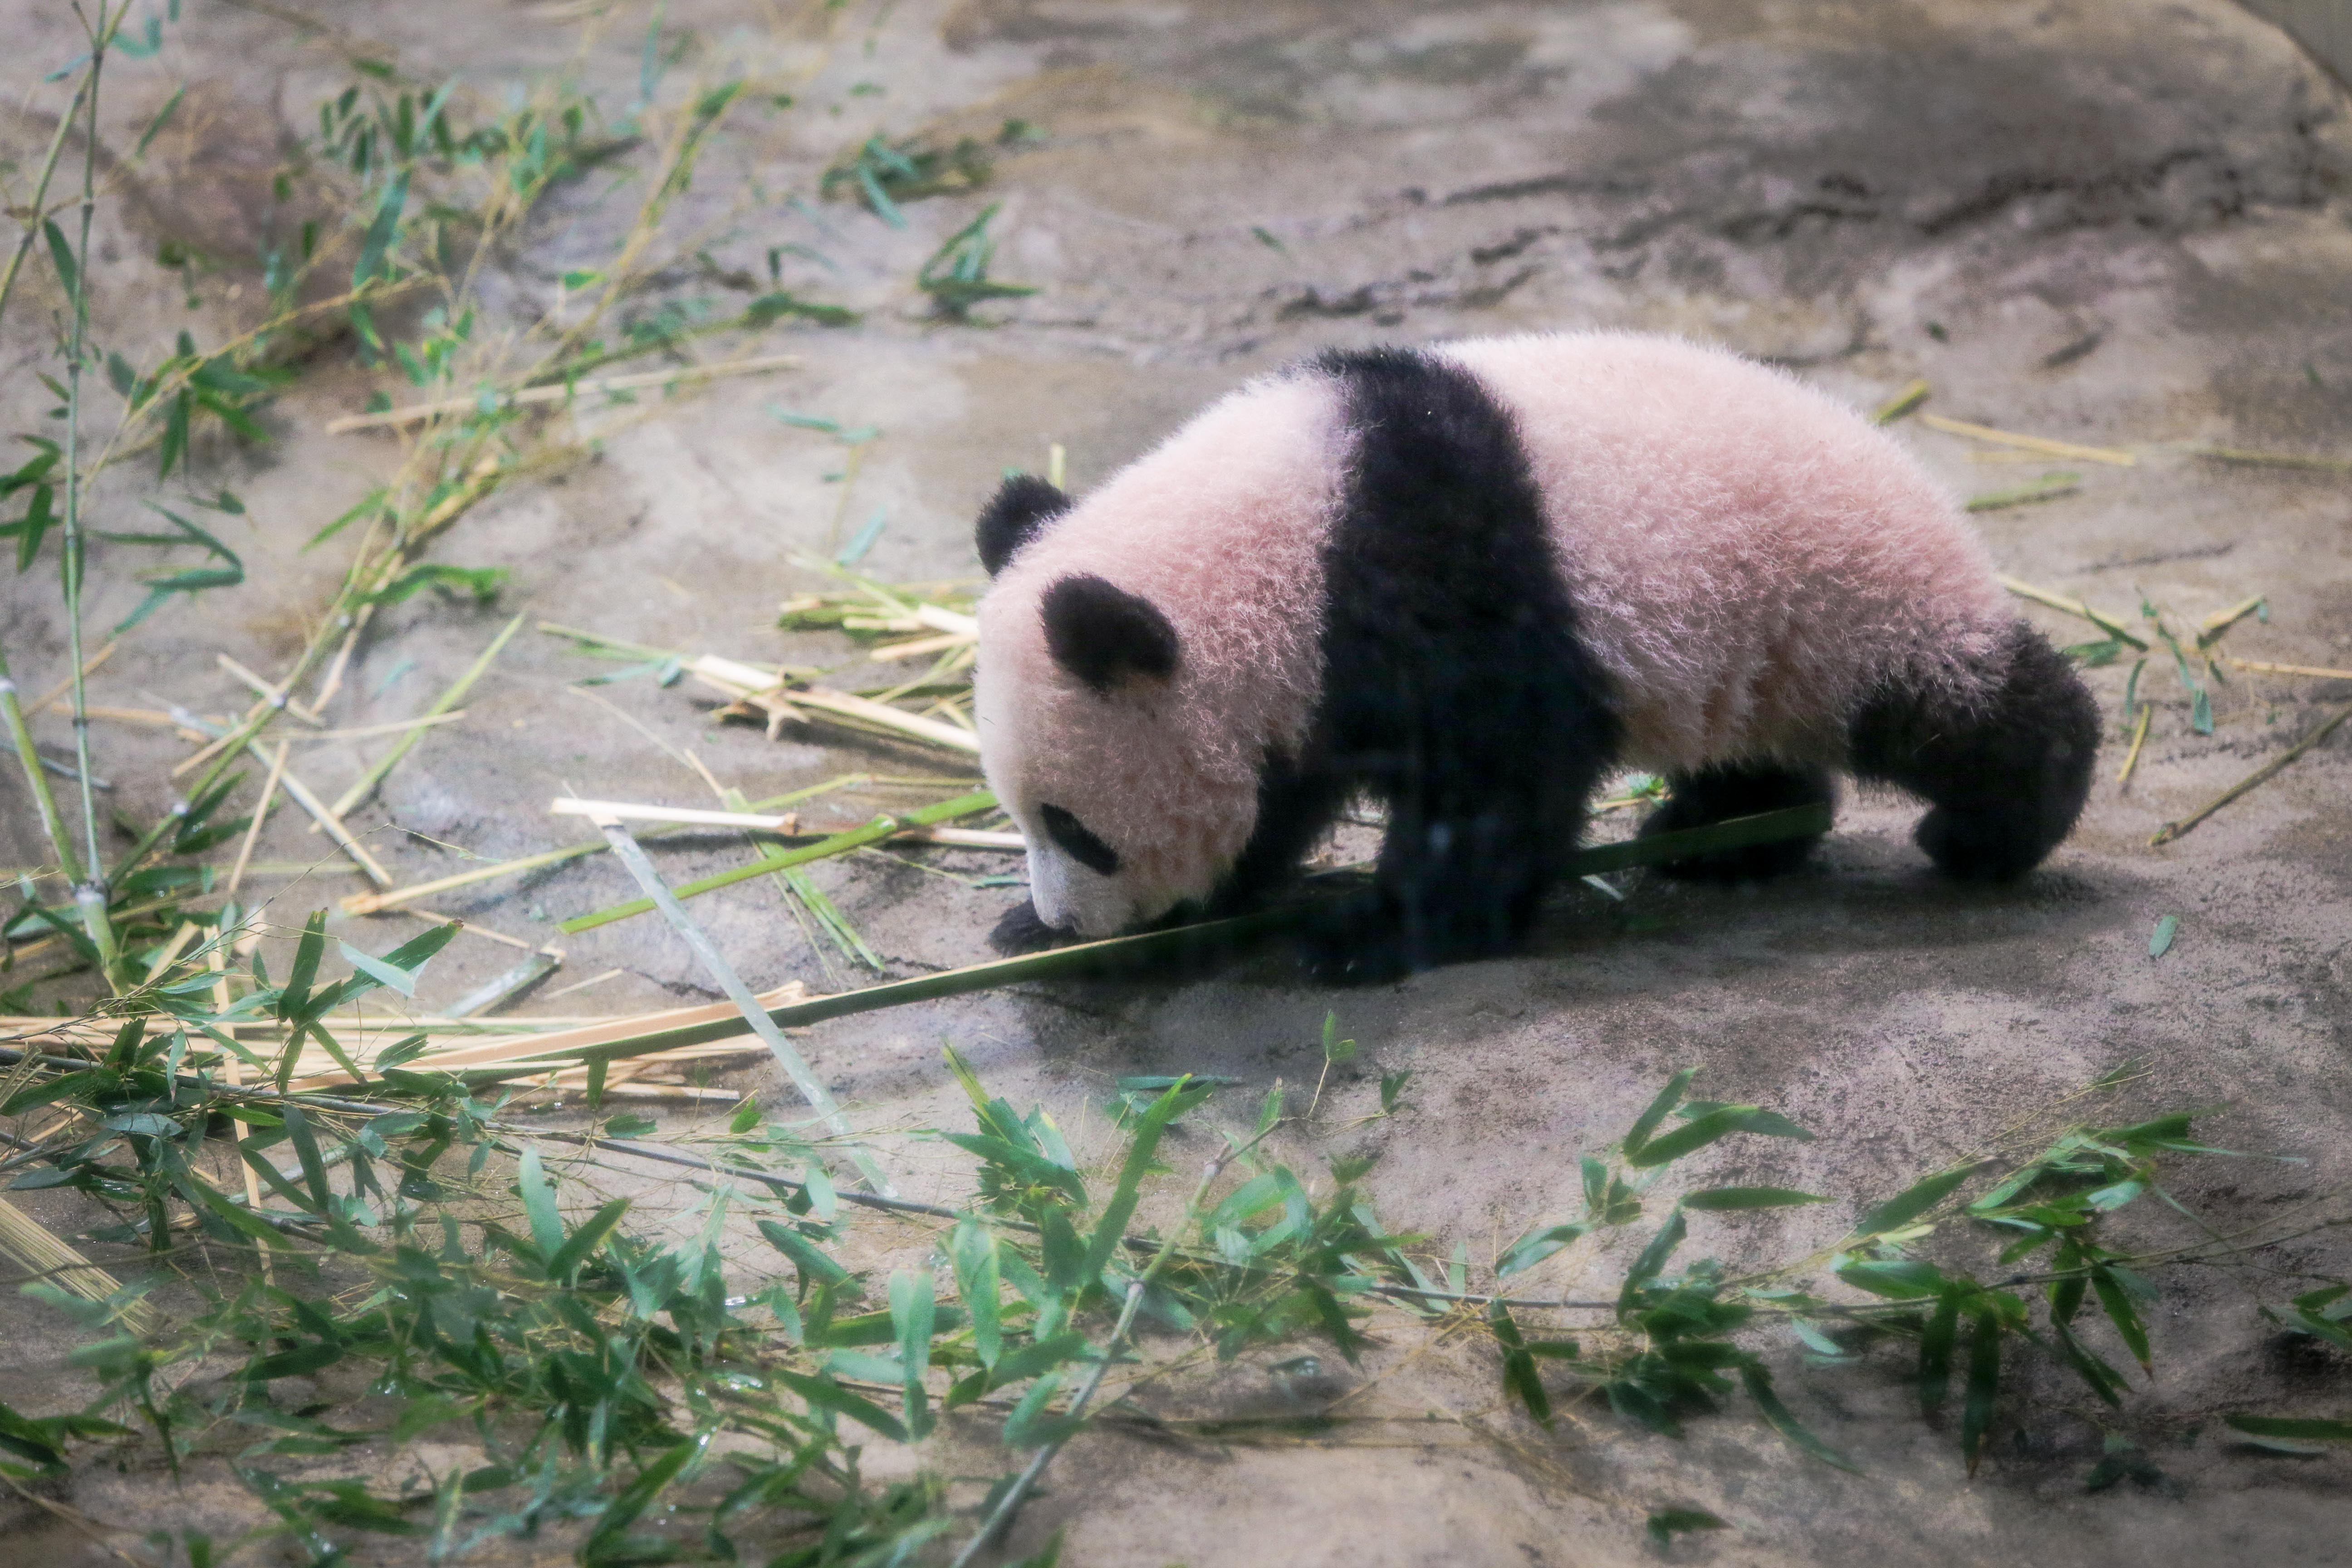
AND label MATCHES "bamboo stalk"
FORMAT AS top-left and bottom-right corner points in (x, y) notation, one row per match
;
(586, 809), (897, 1196)
(1964, 473), (2080, 513)
(557, 789), (998, 933)
(296, 711), (469, 742)
(2149, 706), (2351, 846)
(1872, 378), (1930, 425)
(225, 740), (290, 895)
(2185, 446), (2352, 473)
(327, 613), (524, 820)
(216, 654), (324, 726)
(325, 352), (804, 434)
(2116, 704), (2151, 788)
(263, 747), (392, 887)
(689, 654), (981, 754)
(2223, 656), (2352, 681)
(0, 1196), (154, 1333)
(24, 641), (117, 714)
(0, 647), (84, 884)
(1999, 577), (2149, 650)
(1918, 413), (2135, 466)
(545, 798), (1016, 850)
(339, 778), (878, 915)
(497, 803), (1837, 1076)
